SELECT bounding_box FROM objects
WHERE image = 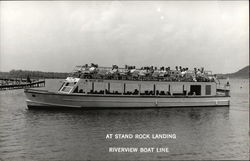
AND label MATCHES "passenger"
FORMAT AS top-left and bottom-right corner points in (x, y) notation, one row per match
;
(159, 69), (166, 77)
(152, 70), (160, 78)
(27, 75), (31, 83)
(105, 89), (108, 94)
(197, 69), (201, 75)
(181, 70), (186, 77)
(133, 89), (139, 95)
(89, 66), (96, 73)
(160, 91), (165, 95)
(76, 64), (213, 82)
(201, 67), (204, 73)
